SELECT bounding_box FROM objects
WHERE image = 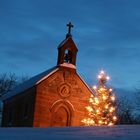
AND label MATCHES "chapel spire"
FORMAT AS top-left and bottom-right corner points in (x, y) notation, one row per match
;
(57, 22), (78, 67)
